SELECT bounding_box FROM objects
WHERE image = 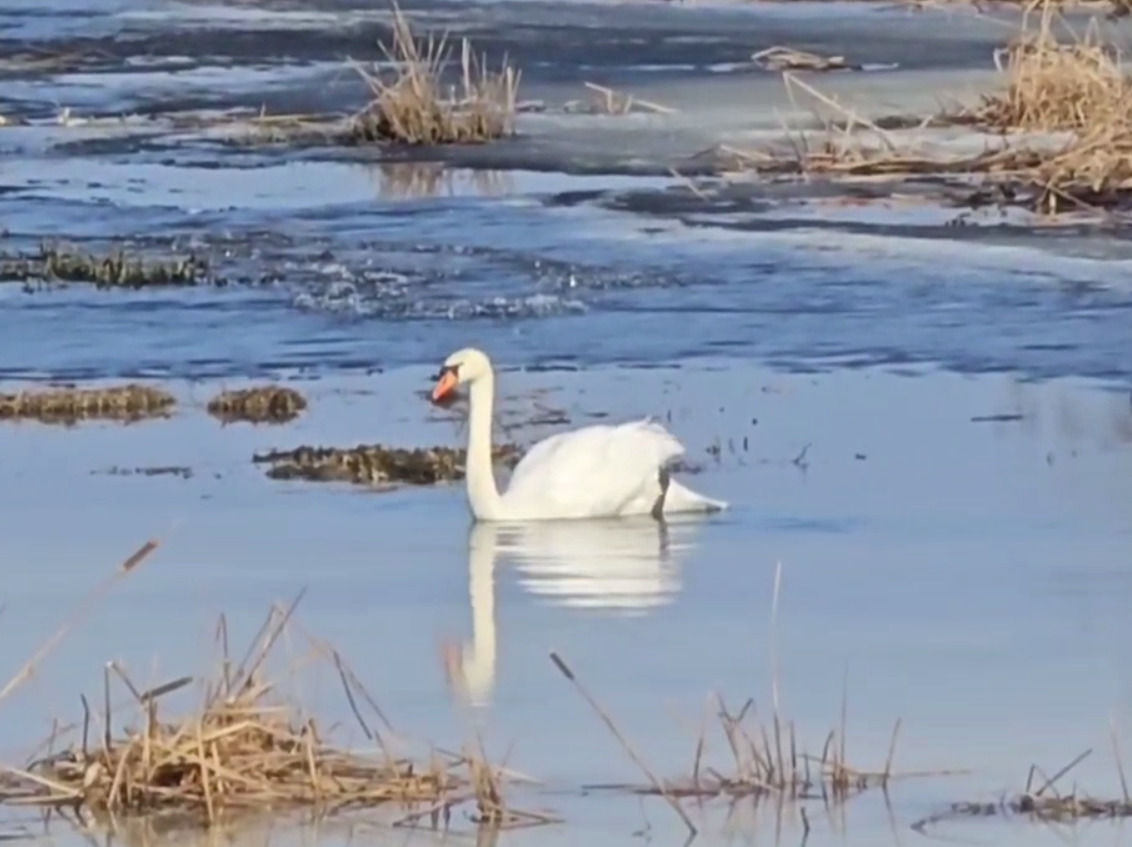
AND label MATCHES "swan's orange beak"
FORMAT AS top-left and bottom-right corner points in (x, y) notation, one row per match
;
(431, 369), (459, 402)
